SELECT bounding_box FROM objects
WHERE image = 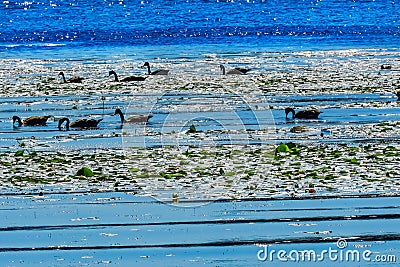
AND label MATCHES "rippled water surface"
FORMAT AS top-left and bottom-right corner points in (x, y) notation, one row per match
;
(1, 193), (400, 266)
(1, 0), (400, 58)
